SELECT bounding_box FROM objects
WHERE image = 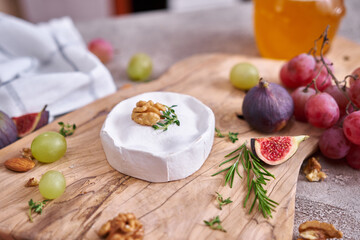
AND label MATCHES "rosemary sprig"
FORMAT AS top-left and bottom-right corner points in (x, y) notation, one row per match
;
(212, 143), (279, 218)
(215, 128), (239, 143)
(216, 192), (233, 210)
(58, 122), (76, 137)
(204, 216), (226, 232)
(152, 105), (180, 131)
(28, 199), (50, 222)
